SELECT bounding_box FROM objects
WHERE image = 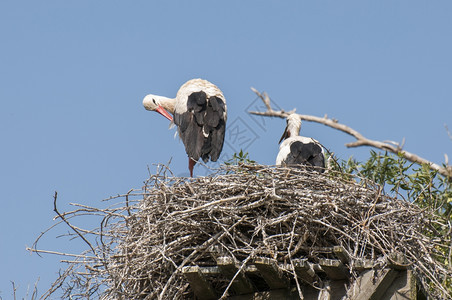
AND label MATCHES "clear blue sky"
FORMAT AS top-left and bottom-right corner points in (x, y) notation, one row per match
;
(1, 1), (451, 298)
